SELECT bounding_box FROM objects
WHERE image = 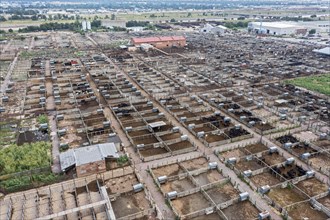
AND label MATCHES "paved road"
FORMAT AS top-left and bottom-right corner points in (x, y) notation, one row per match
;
(44, 60), (61, 174)
(0, 54), (18, 94)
